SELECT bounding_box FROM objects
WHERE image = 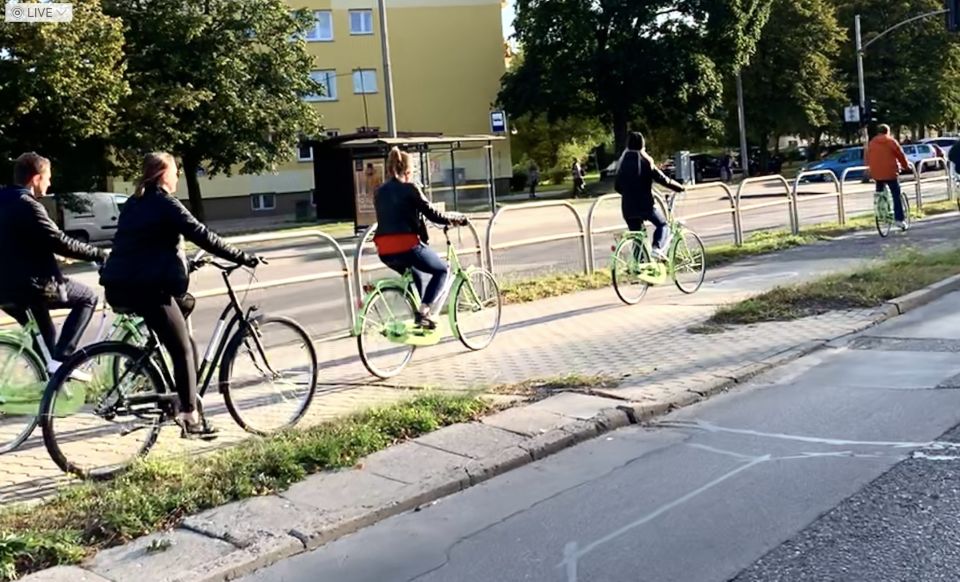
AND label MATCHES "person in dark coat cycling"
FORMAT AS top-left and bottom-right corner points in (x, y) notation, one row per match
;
(614, 132), (685, 260)
(0, 152), (107, 374)
(373, 147), (468, 330)
(100, 152), (260, 439)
